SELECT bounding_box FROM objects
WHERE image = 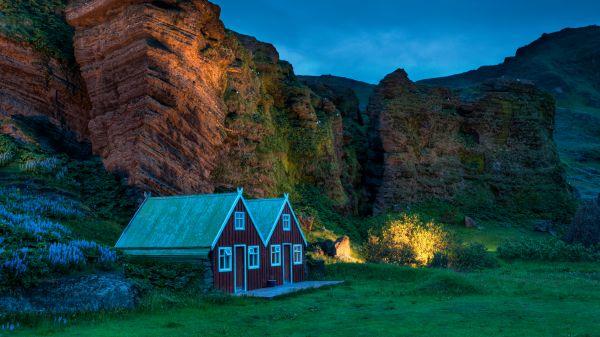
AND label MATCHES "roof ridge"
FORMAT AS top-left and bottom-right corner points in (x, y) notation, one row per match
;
(246, 197), (286, 202)
(150, 192), (238, 200)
